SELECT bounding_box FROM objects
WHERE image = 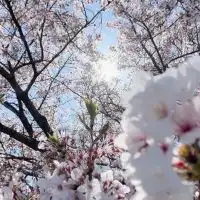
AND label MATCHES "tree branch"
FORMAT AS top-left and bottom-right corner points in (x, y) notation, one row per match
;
(142, 21), (167, 71)
(0, 68), (53, 137)
(167, 49), (200, 65)
(0, 122), (41, 151)
(4, 0), (37, 74)
(3, 101), (34, 137)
